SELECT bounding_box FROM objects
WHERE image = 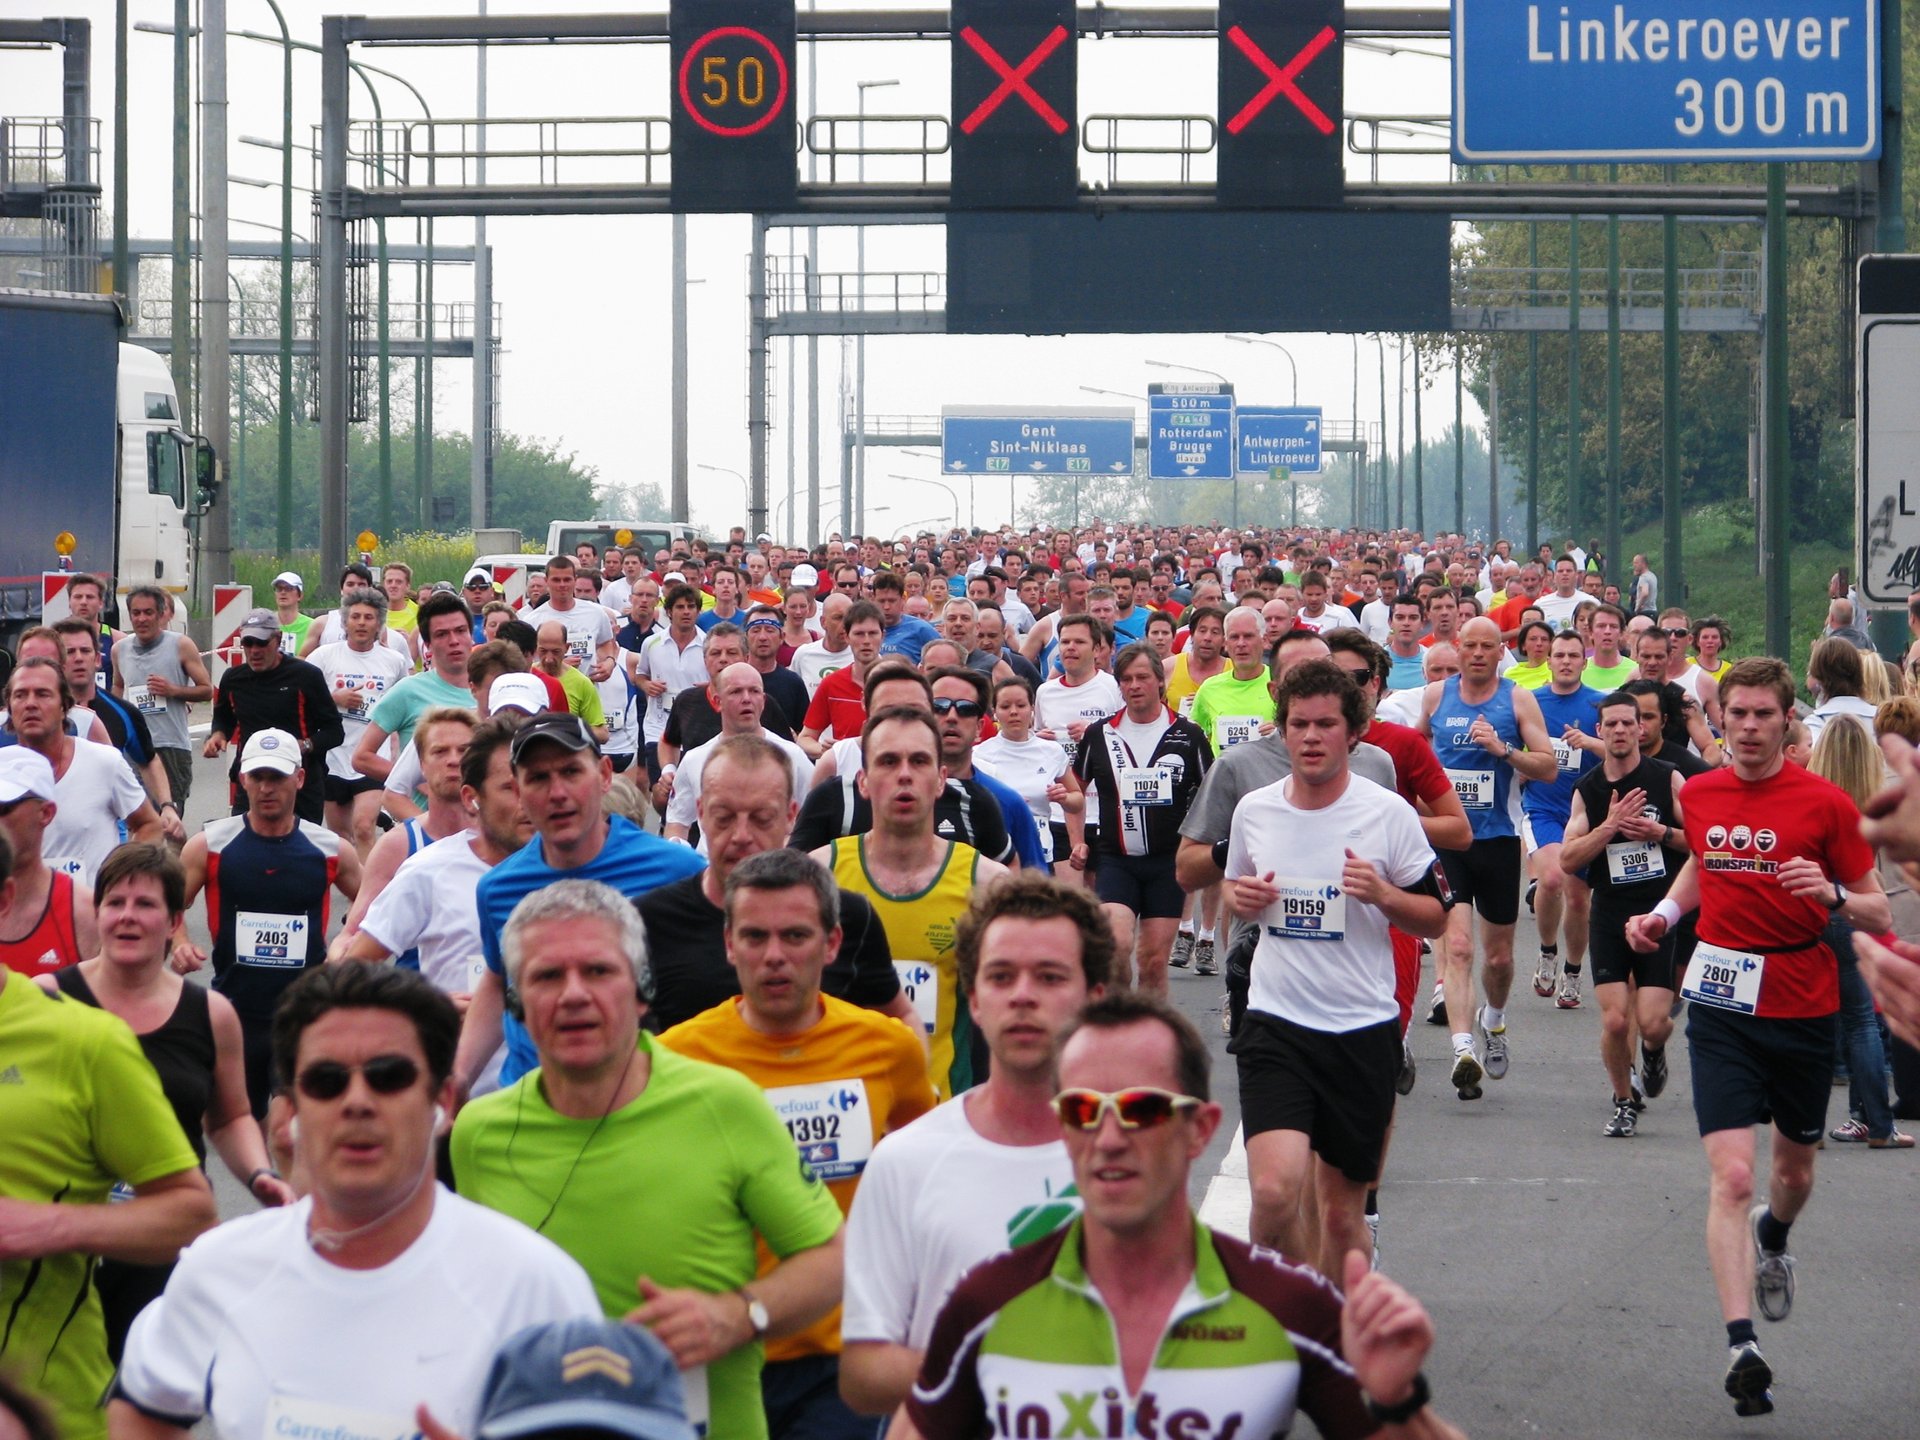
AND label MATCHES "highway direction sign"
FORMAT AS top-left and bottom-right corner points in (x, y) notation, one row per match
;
(1237, 405), (1322, 475)
(1859, 255), (1920, 604)
(941, 408), (1136, 476)
(1148, 384), (1236, 480)
(1453, 0), (1880, 162)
